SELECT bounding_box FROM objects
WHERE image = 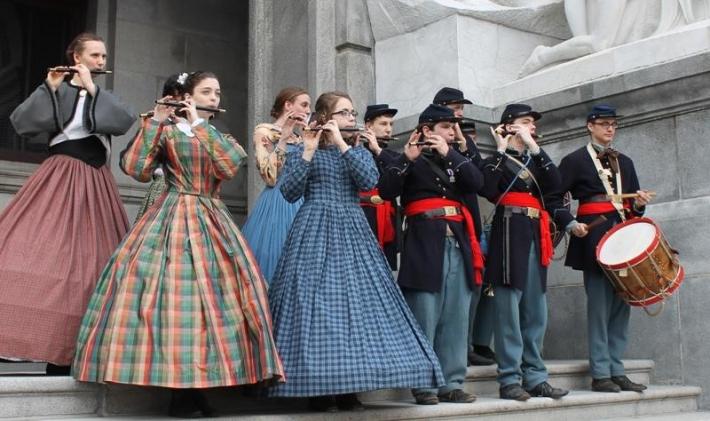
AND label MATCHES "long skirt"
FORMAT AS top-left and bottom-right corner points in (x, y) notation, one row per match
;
(241, 184), (302, 283)
(0, 155), (129, 365)
(73, 190), (284, 388)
